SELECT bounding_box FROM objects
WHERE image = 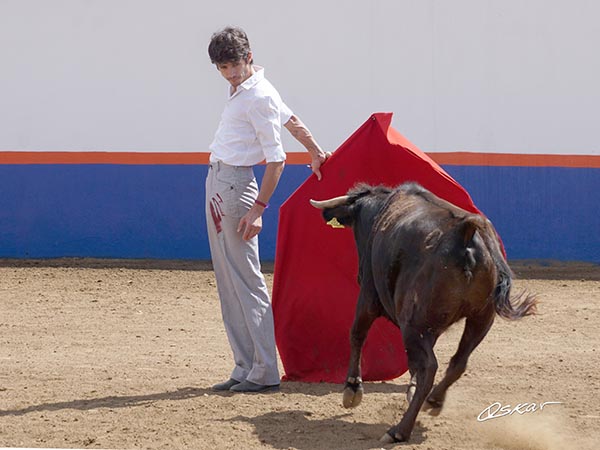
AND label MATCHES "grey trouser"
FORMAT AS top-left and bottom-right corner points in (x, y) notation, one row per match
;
(205, 161), (280, 386)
